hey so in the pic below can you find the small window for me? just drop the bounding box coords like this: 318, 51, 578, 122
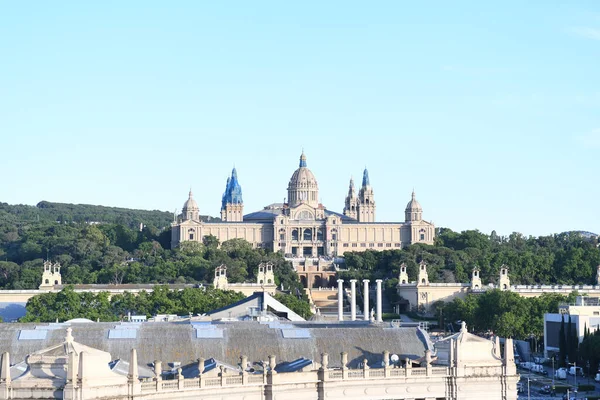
189, 233, 194, 240
421, 278, 426, 284
378, 243, 383, 247
332, 219, 336, 224
386, 243, 392, 247
54, 280, 59, 285
352, 243, 357, 248
594, 311, 599, 316
45, 279, 49, 284
267, 279, 272, 284
280, 234, 285, 241
420, 233, 425, 240
332, 234, 337, 241
395, 243, 401, 247
369, 243, 375, 247
343, 243, 349, 247
360, 243, 366, 247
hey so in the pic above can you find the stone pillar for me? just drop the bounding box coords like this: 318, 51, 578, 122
363, 280, 370, 321
321, 353, 329, 371
376, 279, 383, 322
78, 351, 87, 387
350, 279, 357, 321
198, 358, 205, 375
341, 352, 348, 379
268, 355, 277, 374
154, 360, 162, 380
383, 351, 390, 377
337, 279, 344, 321
1, 352, 11, 398
240, 355, 248, 384
129, 348, 141, 396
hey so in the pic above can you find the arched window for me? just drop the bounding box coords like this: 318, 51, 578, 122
317, 229, 324, 241
45, 279, 49, 284
303, 229, 313, 241
54, 280, 59, 285
475, 284, 480, 289
503, 284, 507, 290
421, 278, 426, 284
402, 280, 406, 284
292, 229, 299, 241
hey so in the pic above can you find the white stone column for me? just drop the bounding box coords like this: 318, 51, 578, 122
350, 279, 357, 321
376, 279, 383, 322
337, 279, 344, 321
363, 280, 370, 321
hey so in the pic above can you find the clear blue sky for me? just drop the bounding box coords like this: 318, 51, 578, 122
1, 1, 598, 237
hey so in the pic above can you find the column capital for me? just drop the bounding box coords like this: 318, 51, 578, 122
349, 279, 357, 283
375, 279, 383, 283
337, 279, 344, 283
362, 279, 370, 283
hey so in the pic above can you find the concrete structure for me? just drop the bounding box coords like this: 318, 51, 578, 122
171, 152, 435, 258
397, 263, 600, 313
543, 296, 600, 357
0, 321, 518, 399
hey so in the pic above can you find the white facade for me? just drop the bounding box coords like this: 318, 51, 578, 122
0, 323, 519, 400
171, 152, 435, 257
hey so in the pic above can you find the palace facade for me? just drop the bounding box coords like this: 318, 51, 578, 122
171, 152, 435, 257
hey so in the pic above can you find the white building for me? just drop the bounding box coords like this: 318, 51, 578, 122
0, 321, 518, 400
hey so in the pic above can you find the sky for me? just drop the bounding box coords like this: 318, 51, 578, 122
0, 1, 599, 237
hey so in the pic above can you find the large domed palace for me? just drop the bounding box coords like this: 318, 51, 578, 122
171, 152, 435, 258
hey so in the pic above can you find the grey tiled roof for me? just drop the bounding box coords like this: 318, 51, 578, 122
0, 322, 429, 369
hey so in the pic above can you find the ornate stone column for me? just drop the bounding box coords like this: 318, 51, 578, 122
376, 279, 383, 322
363, 280, 370, 321
350, 279, 357, 321
337, 279, 344, 321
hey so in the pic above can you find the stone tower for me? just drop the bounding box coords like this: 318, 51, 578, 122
343, 177, 358, 219
213, 265, 228, 290
220, 167, 244, 222
257, 262, 275, 285
405, 190, 423, 222
287, 151, 319, 208
182, 190, 200, 222
417, 261, 429, 286
498, 266, 510, 290
398, 263, 409, 284
357, 168, 375, 222
471, 268, 482, 290
39, 261, 61, 289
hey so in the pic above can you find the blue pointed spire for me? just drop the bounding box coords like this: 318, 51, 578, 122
299, 150, 307, 167
362, 168, 370, 187
222, 168, 243, 207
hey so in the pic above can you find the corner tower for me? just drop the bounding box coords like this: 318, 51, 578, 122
221, 168, 244, 222
287, 151, 319, 208
343, 177, 358, 219
182, 190, 200, 222
357, 168, 375, 222
405, 190, 423, 222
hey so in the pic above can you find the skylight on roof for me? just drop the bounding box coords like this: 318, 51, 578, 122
281, 329, 311, 339
18, 330, 48, 340
108, 329, 137, 339
195, 329, 223, 339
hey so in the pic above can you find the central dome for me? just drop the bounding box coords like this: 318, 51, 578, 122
287, 151, 319, 208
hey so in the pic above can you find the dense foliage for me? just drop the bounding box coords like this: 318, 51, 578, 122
0, 201, 311, 319
20, 285, 245, 322
0, 213, 302, 294
0, 200, 220, 229
343, 228, 600, 286
438, 289, 577, 340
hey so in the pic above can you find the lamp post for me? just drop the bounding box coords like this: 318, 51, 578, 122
527, 377, 530, 400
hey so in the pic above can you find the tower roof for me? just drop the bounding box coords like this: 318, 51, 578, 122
362, 168, 370, 187
288, 152, 318, 190
222, 168, 243, 207
299, 150, 307, 167
182, 189, 199, 212
405, 190, 422, 211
